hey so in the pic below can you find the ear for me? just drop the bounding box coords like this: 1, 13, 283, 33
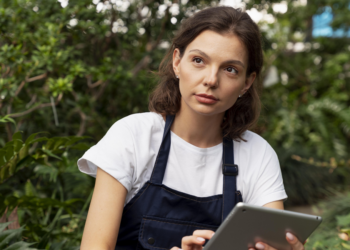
241, 72, 256, 95
172, 48, 181, 77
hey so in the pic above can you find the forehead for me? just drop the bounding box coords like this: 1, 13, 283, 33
185, 30, 248, 65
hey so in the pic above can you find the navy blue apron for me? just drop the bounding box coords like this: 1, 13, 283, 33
115, 115, 242, 250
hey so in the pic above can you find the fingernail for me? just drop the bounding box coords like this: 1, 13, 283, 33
286, 232, 294, 241
255, 243, 265, 249
197, 237, 205, 242
212, 232, 215, 237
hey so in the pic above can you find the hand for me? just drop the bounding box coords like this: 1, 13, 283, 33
170, 230, 215, 250
248, 232, 305, 250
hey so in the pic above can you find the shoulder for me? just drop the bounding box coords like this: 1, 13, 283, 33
239, 130, 272, 150
118, 112, 163, 124
237, 132, 287, 206
109, 112, 164, 135
236, 130, 277, 161
106, 112, 165, 156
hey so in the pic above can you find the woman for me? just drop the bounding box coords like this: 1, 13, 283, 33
78, 6, 305, 250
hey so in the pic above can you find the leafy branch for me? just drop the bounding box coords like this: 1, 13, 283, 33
0, 131, 88, 183
292, 155, 350, 171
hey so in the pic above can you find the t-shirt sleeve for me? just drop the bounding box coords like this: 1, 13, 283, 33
77, 119, 136, 192
248, 143, 288, 206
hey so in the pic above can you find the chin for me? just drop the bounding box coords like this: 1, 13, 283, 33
191, 105, 224, 117
181, 97, 226, 117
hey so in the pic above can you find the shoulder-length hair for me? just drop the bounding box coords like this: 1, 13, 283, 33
149, 6, 263, 141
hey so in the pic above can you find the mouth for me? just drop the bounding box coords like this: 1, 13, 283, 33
194, 94, 219, 104
195, 94, 218, 100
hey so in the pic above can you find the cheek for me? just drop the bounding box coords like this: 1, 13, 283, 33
178, 65, 201, 94
220, 81, 244, 106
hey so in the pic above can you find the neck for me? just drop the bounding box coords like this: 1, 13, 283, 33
171, 101, 224, 148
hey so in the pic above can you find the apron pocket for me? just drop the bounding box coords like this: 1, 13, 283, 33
138, 215, 218, 250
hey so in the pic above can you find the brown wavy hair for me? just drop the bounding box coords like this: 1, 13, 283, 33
149, 6, 263, 141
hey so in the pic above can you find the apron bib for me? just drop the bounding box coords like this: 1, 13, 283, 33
115, 115, 242, 250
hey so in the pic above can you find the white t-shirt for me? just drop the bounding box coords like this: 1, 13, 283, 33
77, 112, 287, 206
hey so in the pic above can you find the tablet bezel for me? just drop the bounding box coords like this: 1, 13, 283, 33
204, 203, 322, 250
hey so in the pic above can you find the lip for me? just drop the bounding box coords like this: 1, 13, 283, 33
196, 94, 218, 100
195, 93, 218, 104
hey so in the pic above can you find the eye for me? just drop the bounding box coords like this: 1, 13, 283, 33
225, 67, 238, 74
193, 57, 203, 64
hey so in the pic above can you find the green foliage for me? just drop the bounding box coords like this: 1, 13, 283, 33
0, 131, 87, 183
0, 115, 16, 125
0, 0, 349, 248
0, 0, 212, 141
47, 77, 74, 98
0, 222, 37, 250
306, 193, 350, 249
0, 132, 92, 248
252, 0, 350, 205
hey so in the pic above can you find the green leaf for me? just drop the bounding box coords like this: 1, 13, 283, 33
30, 137, 48, 144
52, 138, 68, 151
12, 132, 22, 142
18, 145, 29, 160
70, 142, 90, 151
0, 223, 36, 250
0, 222, 13, 232
336, 214, 350, 227
3, 241, 37, 250
34, 164, 58, 182
36, 230, 52, 249
64, 198, 83, 205
24, 132, 47, 145
8, 155, 18, 175
0, 166, 8, 182
64, 136, 87, 147
24, 180, 37, 197
0, 227, 24, 249
341, 228, 350, 235
342, 243, 350, 249
45, 139, 55, 151
0, 115, 16, 126
5, 147, 14, 162
0, 150, 6, 166
13, 139, 23, 153
41, 149, 62, 160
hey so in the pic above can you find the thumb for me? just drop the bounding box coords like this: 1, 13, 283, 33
286, 233, 304, 250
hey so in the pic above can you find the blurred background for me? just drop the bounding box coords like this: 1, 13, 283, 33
0, 0, 349, 249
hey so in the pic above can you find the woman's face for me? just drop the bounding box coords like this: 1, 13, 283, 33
173, 30, 256, 117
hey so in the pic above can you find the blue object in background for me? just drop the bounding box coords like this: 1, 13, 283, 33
313, 6, 350, 37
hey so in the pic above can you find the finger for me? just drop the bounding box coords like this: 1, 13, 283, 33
255, 242, 278, 250
193, 230, 215, 239
170, 247, 181, 250
286, 232, 305, 250
181, 235, 206, 249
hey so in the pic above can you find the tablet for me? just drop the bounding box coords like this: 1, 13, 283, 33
204, 203, 322, 250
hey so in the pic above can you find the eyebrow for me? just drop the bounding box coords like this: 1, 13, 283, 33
188, 49, 246, 69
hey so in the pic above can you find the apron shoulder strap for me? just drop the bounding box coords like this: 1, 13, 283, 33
222, 137, 239, 221
150, 115, 175, 184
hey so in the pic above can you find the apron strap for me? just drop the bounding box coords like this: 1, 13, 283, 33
150, 115, 175, 184
222, 137, 239, 221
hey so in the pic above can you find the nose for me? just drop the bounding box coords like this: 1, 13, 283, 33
204, 67, 219, 88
